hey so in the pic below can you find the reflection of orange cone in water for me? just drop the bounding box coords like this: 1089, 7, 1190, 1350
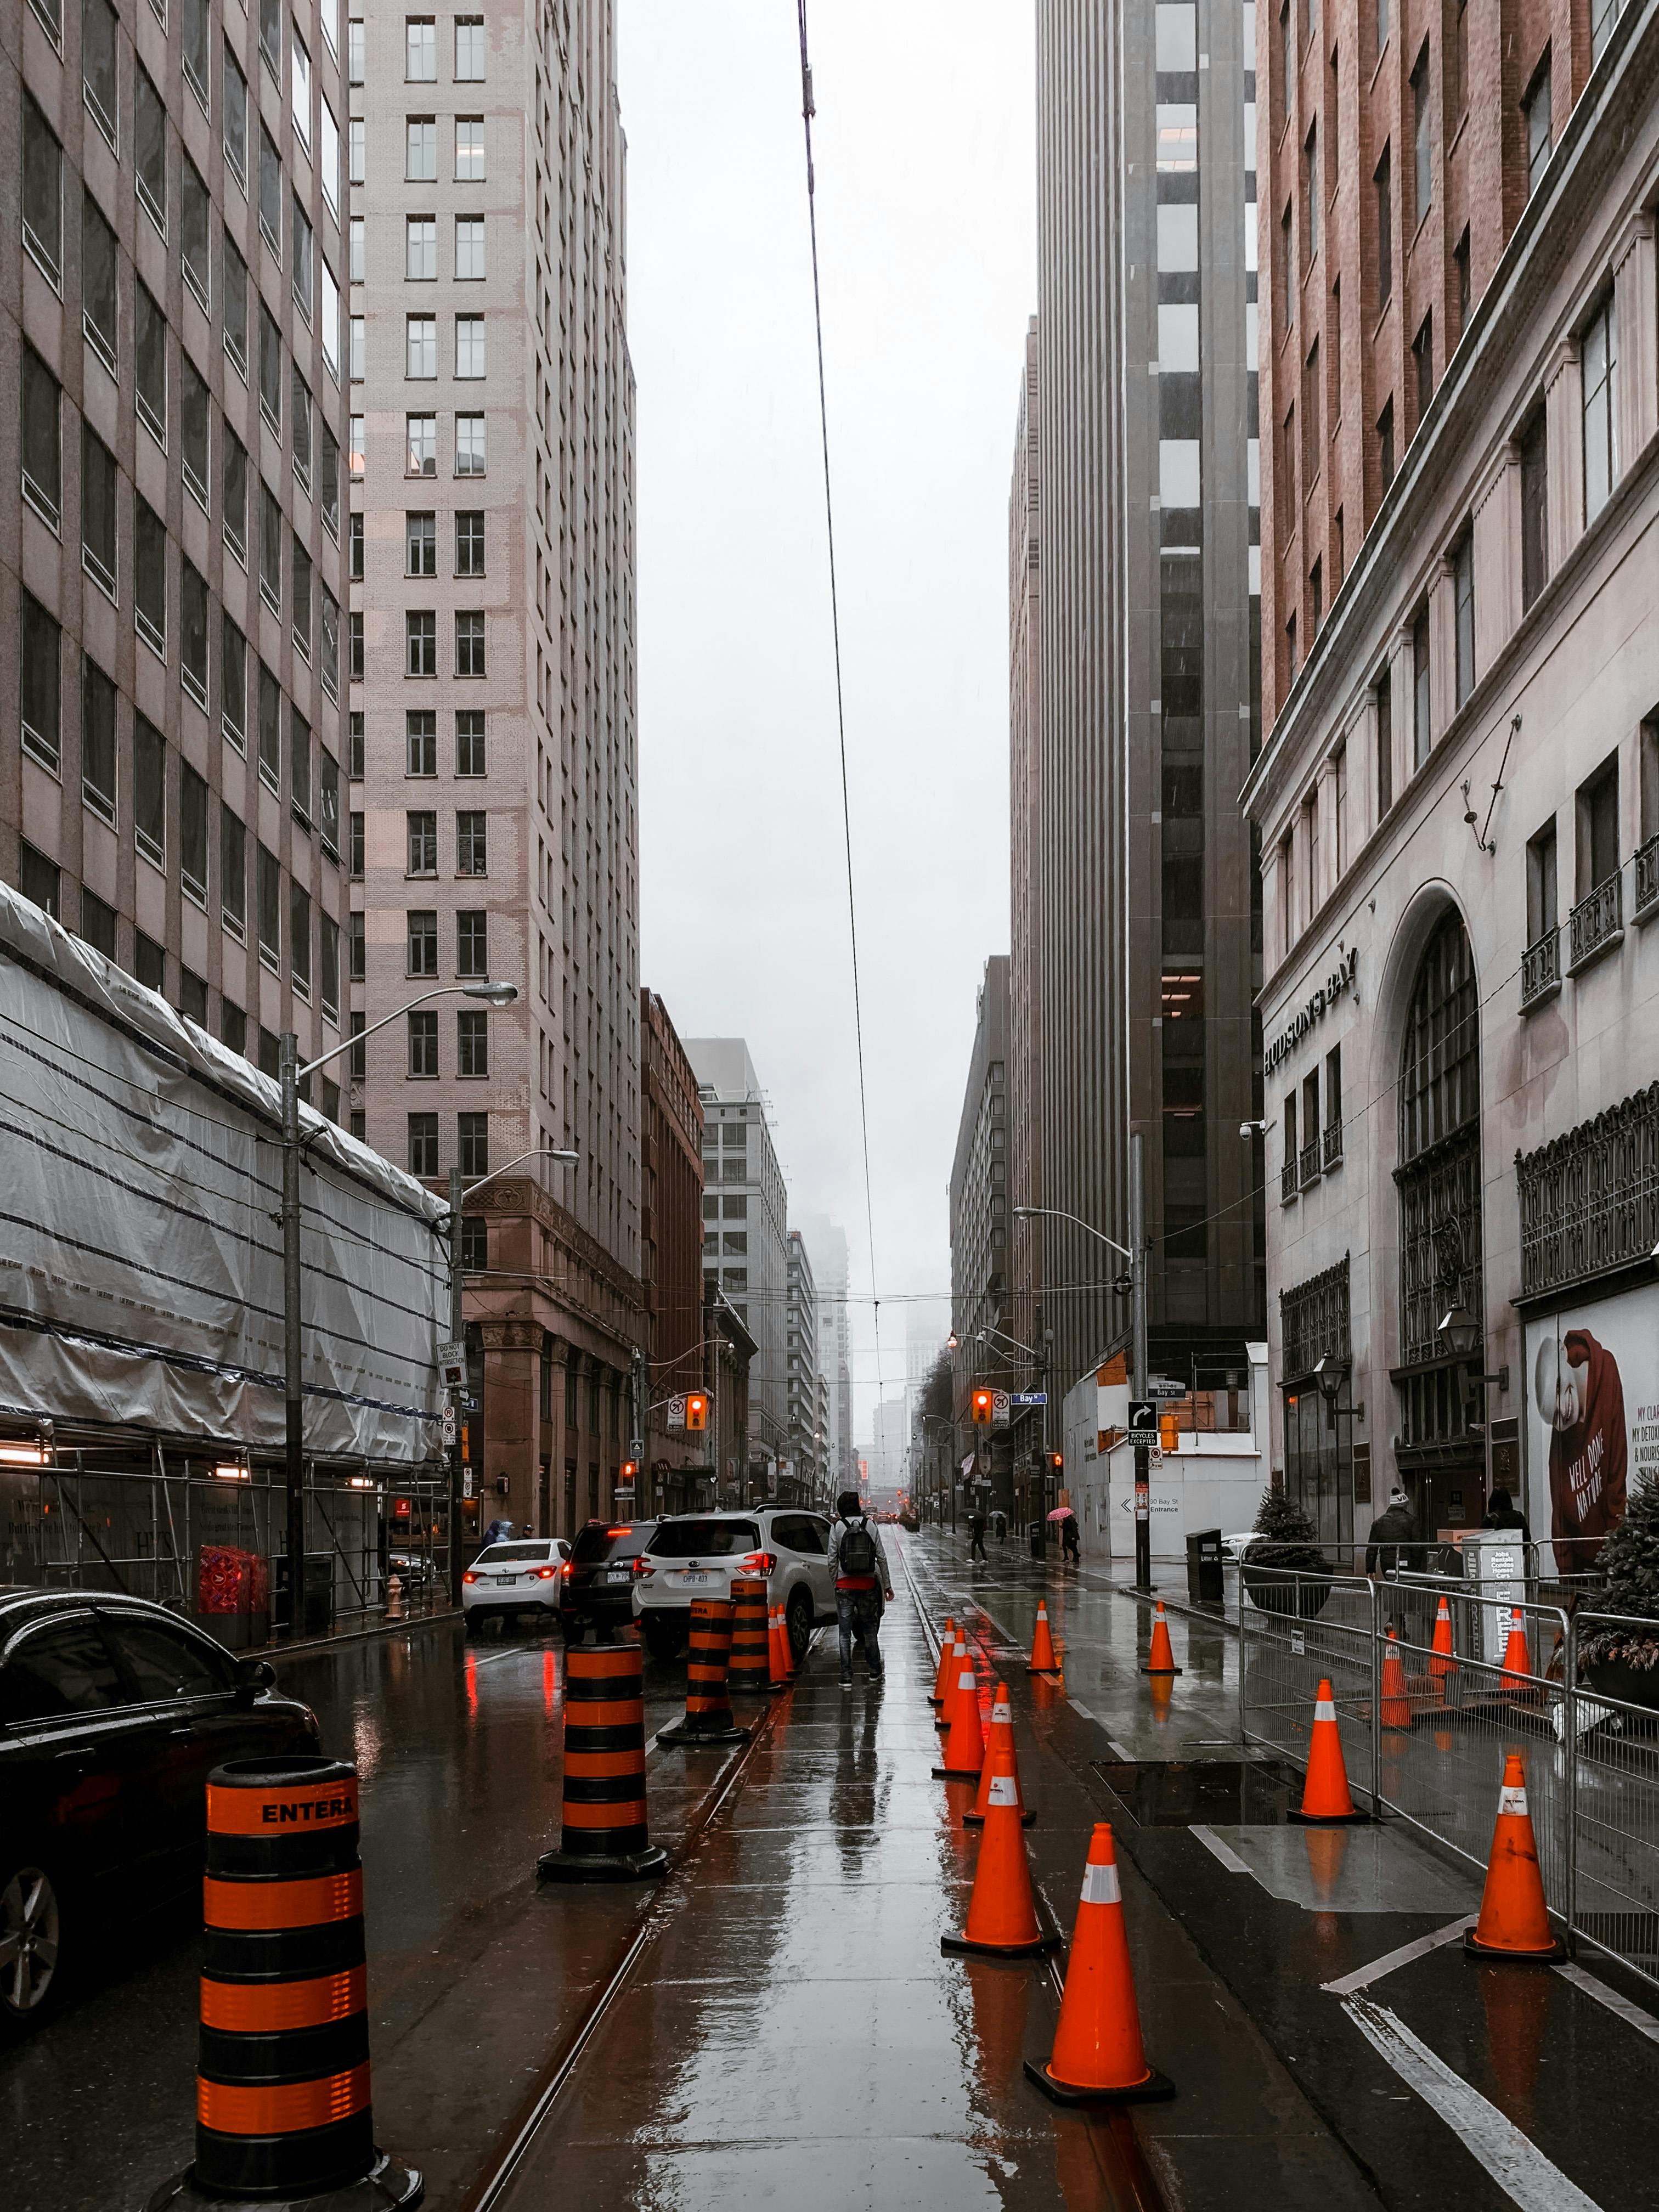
1141, 1601, 1182, 1677
930, 1619, 956, 1706
963, 1954, 1030, 2101
1479, 1948, 1551, 2132
1380, 1629, 1412, 1729
1301, 1822, 1350, 1905
1430, 1595, 1457, 1685
965, 1682, 1034, 1827
1289, 1678, 1368, 1824
1148, 1673, 1175, 1726
941, 1748, 1059, 1958
935, 1664, 986, 1779
1500, 1609, 1531, 1690
938, 1635, 969, 1733
1024, 1824, 1175, 2104
768, 1604, 793, 1688
1028, 1601, 1059, 1673
1464, 1753, 1565, 1961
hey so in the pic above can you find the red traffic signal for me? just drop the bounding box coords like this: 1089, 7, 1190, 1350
619, 1459, 639, 1484
685, 1392, 708, 1432
971, 1389, 994, 1426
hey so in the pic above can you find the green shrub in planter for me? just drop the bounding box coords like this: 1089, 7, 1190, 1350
1242, 1488, 1331, 1617
1578, 1477, 1659, 1701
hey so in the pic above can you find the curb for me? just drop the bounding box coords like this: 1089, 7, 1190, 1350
263, 1605, 459, 1664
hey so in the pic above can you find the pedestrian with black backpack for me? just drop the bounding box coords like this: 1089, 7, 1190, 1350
828, 1491, 894, 1690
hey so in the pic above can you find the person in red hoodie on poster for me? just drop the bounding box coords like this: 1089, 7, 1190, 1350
1537, 1328, 1629, 1561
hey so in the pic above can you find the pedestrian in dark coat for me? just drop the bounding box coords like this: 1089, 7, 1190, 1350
1364, 1488, 1418, 1575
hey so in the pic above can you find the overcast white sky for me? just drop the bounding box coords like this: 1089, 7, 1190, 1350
619, 2, 1035, 1446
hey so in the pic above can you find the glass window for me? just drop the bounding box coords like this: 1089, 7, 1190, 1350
180, 759, 210, 901
455, 117, 484, 180
1525, 54, 1551, 196
407, 909, 438, 975
221, 804, 246, 934
455, 315, 485, 377
292, 195, 314, 320
349, 17, 364, 81
1452, 533, 1475, 710
407, 809, 437, 873
83, 0, 119, 149
349, 609, 364, 678
458, 1113, 488, 1176
407, 512, 436, 574
80, 887, 117, 961
407, 117, 437, 180
292, 33, 312, 155
321, 259, 341, 384
458, 1008, 488, 1076
455, 214, 485, 280
290, 708, 312, 821
224, 42, 249, 182
222, 425, 249, 565
82, 191, 119, 370
258, 663, 281, 790
349, 312, 365, 382
292, 363, 313, 491
82, 654, 117, 821
407, 414, 437, 475
455, 14, 484, 78
259, 0, 281, 78
407, 709, 437, 773
456, 709, 486, 775
320, 425, 341, 536
455, 511, 485, 576
351, 414, 366, 476
319, 0, 338, 60
134, 714, 166, 866
350, 116, 365, 185
290, 879, 311, 996
348, 713, 364, 779
407, 216, 437, 281
349, 809, 363, 874
222, 234, 249, 376
259, 124, 283, 258
222, 614, 247, 751
407, 610, 436, 675
455, 414, 485, 476
136, 66, 167, 233
455, 610, 486, 676
350, 216, 365, 284
349, 910, 365, 980
1520, 410, 1548, 613
1412, 44, 1431, 221
20, 593, 61, 774
21, 349, 61, 533
260, 304, 283, 434
320, 589, 339, 699
407, 315, 437, 377
406, 15, 436, 77
257, 842, 281, 966
409, 1009, 438, 1077
80, 422, 117, 599
1412, 604, 1431, 769
0, 1617, 125, 1722
136, 283, 167, 447
409, 1113, 439, 1175
23, 95, 63, 289
292, 535, 312, 658
181, 562, 210, 710
456, 810, 487, 874
182, 160, 211, 311
181, 362, 210, 510
1582, 292, 1618, 523
135, 499, 167, 654
456, 910, 486, 976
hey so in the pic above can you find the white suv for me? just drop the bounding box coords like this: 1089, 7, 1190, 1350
461, 1537, 571, 1634
632, 1510, 836, 1661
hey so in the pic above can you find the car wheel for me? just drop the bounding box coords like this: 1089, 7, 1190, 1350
786, 1586, 812, 1660
463, 1612, 481, 1639
642, 1617, 684, 1662
0, 1863, 65, 2035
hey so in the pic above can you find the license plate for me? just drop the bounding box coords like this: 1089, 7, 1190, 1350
679, 1571, 711, 1587
604, 1569, 631, 1584
496, 1572, 521, 1585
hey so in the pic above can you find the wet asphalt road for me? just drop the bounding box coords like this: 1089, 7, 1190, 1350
10, 1536, 1659, 2210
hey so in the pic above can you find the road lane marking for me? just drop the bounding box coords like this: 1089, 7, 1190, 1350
1190, 1824, 1251, 1874
1068, 1697, 1094, 1720
1107, 1739, 1134, 1760
969, 1604, 1021, 1646
1321, 1917, 1473, 1995
1342, 1996, 1604, 2212
1553, 1960, 1659, 2045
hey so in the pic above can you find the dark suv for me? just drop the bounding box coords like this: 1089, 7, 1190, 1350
558, 1521, 658, 1641
0, 1588, 321, 2034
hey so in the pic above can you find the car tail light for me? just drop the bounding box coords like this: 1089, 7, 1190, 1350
741, 1550, 777, 1573
560, 1561, 573, 1579
633, 1556, 654, 1578
462, 1570, 478, 1584
534, 1565, 558, 1579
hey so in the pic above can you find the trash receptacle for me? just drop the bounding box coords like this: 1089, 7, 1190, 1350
1029, 1518, 1045, 1560
1186, 1528, 1224, 1606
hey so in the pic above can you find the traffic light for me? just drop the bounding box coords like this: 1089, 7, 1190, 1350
971, 1389, 994, 1426
1159, 1412, 1178, 1454
1049, 1452, 1064, 1475
685, 1392, 708, 1432
619, 1459, 639, 1486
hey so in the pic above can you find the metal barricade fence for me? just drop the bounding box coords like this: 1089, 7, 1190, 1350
1240, 1571, 1381, 1809
1565, 1611, 1659, 1992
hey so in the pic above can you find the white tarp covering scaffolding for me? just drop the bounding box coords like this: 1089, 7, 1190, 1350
0, 882, 447, 1464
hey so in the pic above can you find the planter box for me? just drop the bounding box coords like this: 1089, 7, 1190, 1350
1242, 1562, 1331, 1619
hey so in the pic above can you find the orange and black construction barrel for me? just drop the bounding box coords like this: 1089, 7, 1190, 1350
537, 1637, 669, 1882
659, 1598, 750, 1746
727, 1575, 771, 1695
144, 1754, 421, 2211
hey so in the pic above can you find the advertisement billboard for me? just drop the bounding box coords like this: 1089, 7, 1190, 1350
1524, 1278, 1659, 1572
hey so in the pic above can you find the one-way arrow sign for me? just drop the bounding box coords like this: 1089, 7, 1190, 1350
1127, 1400, 1158, 1442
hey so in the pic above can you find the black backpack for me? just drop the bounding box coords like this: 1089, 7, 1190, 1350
838, 1516, 877, 1577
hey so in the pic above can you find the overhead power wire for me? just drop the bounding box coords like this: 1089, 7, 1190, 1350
794, 1, 885, 1419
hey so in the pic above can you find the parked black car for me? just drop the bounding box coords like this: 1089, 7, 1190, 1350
0, 1587, 321, 2035
558, 1520, 658, 1641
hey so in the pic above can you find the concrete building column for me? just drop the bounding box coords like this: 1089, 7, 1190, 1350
1544, 337, 1583, 571
478, 1316, 541, 1538
1428, 557, 1458, 747
1317, 749, 1340, 909
1472, 444, 1520, 678
1386, 625, 1414, 801
1612, 211, 1658, 467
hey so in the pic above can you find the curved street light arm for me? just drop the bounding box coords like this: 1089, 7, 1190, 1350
1012, 1203, 1133, 1265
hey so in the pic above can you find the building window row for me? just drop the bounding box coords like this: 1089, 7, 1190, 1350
403, 808, 489, 877
402, 907, 490, 977
408, 1109, 488, 1178
403, 115, 486, 183
405, 1006, 489, 1079
399, 413, 487, 477
403, 15, 487, 83
404, 611, 488, 677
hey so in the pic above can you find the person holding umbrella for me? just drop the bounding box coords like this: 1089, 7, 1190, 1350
1047, 1503, 1080, 1564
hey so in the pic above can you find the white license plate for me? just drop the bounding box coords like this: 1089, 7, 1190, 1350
495, 1572, 522, 1585
679, 1571, 712, 1587
604, 1569, 631, 1584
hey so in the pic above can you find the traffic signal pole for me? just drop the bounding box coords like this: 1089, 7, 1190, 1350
1131, 1131, 1155, 1594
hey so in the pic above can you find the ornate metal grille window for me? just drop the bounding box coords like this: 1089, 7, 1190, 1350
1568, 871, 1623, 971
1636, 834, 1659, 923
1280, 1254, 1350, 1383
1395, 911, 1483, 1453
1516, 1082, 1659, 1299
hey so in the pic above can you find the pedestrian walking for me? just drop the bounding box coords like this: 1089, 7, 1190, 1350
969, 1511, 989, 1562
828, 1490, 894, 1689
1481, 1487, 1531, 1541
1061, 1513, 1080, 1564
1364, 1487, 1418, 1576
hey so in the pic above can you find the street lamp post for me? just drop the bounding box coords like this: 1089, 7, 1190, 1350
279, 980, 517, 1637
1013, 1133, 1153, 1590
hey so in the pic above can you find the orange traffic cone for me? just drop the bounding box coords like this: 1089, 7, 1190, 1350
1430, 1595, 1457, 1684
1464, 1753, 1565, 1961
1499, 1609, 1531, 1691
767, 1604, 793, 1688
1027, 1601, 1059, 1674
1380, 1628, 1412, 1730
937, 1634, 969, 1733
941, 1747, 1059, 1959
1024, 1824, 1174, 2105
934, 1662, 986, 1780
1289, 1677, 1368, 1825
965, 1681, 1035, 1827
930, 1618, 956, 1706
1139, 1601, 1182, 1677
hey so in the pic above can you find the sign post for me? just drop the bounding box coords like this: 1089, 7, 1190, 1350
1130, 1132, 1155, 1594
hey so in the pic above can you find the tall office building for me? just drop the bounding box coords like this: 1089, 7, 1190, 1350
796, 1209, 853, 1489
784, 1228, 819, 1491
686, 1037, 788, 1463
6, 0, 351, 1087
349, 0, 641, 1539
1007, 315, 1045, 1351
949, 956, 1012, 1479
1031, 0, 1263, 1397
641, 988, 703, 1510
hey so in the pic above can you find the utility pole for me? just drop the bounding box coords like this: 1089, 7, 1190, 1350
447, 1170, 467, 1607
1131, 1130, 1154, 1594
279, 1034, 306, 1637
